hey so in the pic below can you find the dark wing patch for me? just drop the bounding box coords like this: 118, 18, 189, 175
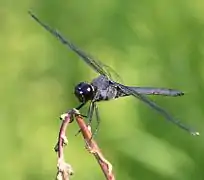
112, 81, 198, 135
29, 11, 108, 77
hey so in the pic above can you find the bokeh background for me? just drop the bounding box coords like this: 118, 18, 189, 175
1, 0, 204, 179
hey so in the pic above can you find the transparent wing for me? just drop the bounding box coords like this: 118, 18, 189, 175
29, 11, 109, 77
101, 64, 123, 83
128, 87, 184, 96
111, 81, 198, 135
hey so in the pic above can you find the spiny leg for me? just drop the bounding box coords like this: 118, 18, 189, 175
75, 102, 95, 136
76, 103, 85, 111
75, 103, 88, 118
91, 103, 100, 138
87, 101, 95, 127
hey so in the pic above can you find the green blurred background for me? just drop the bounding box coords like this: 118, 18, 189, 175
1, 0, 204, 179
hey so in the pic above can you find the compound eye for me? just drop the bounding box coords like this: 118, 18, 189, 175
74, 82, 95, 103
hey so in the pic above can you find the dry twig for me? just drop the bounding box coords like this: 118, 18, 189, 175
75, 112, 115, 180
55, 108, 115, 180
55, 109, 75, 180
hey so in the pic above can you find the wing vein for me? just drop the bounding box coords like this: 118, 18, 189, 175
29, 11, 107, 77
113, 82, 198, 135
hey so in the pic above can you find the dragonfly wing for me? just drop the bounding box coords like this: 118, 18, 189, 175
111, 81, 198, 135
128, 87, 184, 96
29, 11, 108, 77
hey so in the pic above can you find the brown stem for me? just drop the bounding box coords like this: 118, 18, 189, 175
55, 109, 115, 180
74, 112, 115, 180
55, 110, 75, 180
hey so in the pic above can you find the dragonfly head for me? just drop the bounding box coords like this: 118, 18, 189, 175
74, 82, 96, 103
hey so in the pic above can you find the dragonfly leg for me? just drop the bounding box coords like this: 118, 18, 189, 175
75, 102, 95, 136
76, 103, 85, 110
91, 103, 100, 138
84, 102, 100, 140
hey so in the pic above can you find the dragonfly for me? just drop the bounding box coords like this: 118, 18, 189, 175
29, 11, 199, 136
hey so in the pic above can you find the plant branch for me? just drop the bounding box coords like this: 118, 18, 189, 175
55, 108, 115, 180
55, 109, 75, 180
74, 111, 115, 180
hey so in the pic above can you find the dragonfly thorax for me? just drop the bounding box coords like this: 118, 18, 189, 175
74, 82, 96, 103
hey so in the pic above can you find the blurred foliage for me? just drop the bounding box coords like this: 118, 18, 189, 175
1, 0, 204, 179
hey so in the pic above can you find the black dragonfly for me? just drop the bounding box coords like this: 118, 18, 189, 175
29, 11, 199, 136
